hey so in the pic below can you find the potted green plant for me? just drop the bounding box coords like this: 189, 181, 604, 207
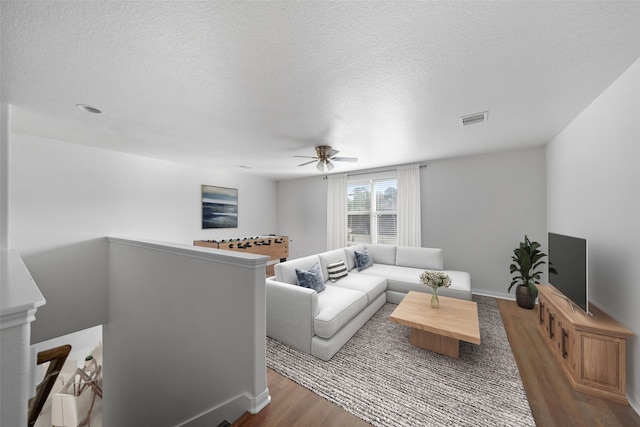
509, 235, 548, 309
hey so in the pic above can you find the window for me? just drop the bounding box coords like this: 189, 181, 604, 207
347, 175, 397, 245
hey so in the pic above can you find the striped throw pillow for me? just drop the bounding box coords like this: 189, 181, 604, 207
326, 260, 348, 282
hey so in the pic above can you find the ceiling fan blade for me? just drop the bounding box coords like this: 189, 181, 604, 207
326, 148, 339, 157
332, 156, 358, 163
295, 146, 354, 171
298, 159, 317, 167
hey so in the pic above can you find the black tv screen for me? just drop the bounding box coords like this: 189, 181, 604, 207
548, 232, 588, 314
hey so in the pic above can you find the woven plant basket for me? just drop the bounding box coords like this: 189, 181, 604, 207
516, 285, 536, 309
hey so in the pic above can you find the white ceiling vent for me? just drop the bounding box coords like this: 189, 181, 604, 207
460, 111, 488, 126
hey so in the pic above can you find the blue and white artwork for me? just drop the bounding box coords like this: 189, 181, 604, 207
202, 185, 238, 229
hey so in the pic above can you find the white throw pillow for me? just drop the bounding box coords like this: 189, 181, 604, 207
326, 260, 348, 282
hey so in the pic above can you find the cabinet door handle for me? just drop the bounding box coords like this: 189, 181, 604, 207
539, 302, 545, 324
562, 329, 569, 359
549, 313, 555, 339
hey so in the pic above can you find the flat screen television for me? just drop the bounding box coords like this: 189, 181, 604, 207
548, 232, 589, 314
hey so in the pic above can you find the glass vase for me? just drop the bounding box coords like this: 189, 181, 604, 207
431, 287, 439, 309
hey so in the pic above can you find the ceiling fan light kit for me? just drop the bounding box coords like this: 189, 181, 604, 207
295, 145, 358, 173
317, 160, 334, 172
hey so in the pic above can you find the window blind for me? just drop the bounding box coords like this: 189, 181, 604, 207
347, 177, 398, 245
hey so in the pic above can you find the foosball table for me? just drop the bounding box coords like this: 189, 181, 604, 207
194, 235, 288, 277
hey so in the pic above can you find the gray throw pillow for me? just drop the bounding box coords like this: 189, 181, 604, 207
354, 250, 373, 271
295, 262, 326, 292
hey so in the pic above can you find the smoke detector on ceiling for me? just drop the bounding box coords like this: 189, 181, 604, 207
459, 111, 488, 126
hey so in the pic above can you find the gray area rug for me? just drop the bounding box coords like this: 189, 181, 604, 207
266, 295, 535, 427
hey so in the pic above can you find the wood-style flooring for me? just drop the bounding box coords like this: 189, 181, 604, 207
233, 368, 370, 427
233, 299, 640, 427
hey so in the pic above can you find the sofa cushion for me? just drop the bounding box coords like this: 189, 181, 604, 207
364, 244, 397, 265
354, 250, 373, 271
326, 260, 348, 282
295, 262, 326, 293
395, 246, 443, 270
357, 264, 471, 298
326, 273, 386, 305
318, 249, 349, 279
275, 254, 321, 285
387, 270, 472, 300
314, 286, 367, 339
344, 244, 365, 271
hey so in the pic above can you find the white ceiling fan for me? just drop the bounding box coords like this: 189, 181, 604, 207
294, 145, 358, 172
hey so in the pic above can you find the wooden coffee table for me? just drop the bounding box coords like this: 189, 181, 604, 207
390, 291, 481, 358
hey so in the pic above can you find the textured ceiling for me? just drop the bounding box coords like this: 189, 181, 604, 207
2, 1, 640, 180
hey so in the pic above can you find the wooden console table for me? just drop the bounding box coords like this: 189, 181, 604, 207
194, 235, 288, 277
537, 284, 633, 404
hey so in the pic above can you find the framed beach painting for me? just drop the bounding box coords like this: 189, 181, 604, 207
201, 185, 238, 229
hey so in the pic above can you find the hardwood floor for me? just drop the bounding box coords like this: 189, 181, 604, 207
233, 298, 640, 427
232, 368, 371, 427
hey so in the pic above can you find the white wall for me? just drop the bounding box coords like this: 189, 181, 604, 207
32, 325, 102, 369
276, 175, 327, 259
9, 133, 277, 342
1, 104, 8, 249
422, 147, 547, 298
105, 238, 269, 426
276, 148, 547, 298
546, 57, 640, 410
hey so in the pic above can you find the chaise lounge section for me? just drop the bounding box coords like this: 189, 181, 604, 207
265, 244, 471, 360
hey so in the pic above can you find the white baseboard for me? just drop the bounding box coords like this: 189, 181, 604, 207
472, 288, 517, 301
177, 388, 271, 427
628, 393, 640, 418
247, 388, 272, 414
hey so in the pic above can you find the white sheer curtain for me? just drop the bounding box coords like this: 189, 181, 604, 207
397, 164, 422, 247
326, 173, 348, 250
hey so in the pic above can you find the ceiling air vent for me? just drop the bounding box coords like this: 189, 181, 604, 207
459, 111, 488, 126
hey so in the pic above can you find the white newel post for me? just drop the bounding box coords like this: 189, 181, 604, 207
1, 249, 46, 427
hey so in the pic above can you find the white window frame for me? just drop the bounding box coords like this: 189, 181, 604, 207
347, 172, 398, 245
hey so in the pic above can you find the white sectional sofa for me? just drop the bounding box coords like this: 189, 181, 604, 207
265, 244, 471, 361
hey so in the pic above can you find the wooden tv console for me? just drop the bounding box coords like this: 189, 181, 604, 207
537, 284, 633, 404
194, 235, 288, 277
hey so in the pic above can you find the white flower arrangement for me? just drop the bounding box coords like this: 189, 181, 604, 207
420, 271, 452, 290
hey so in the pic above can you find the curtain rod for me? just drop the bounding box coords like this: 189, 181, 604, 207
346, 163, 427, 177
347, 168, 396, 177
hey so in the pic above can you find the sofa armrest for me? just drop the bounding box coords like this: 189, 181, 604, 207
266, 279, 318, 354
